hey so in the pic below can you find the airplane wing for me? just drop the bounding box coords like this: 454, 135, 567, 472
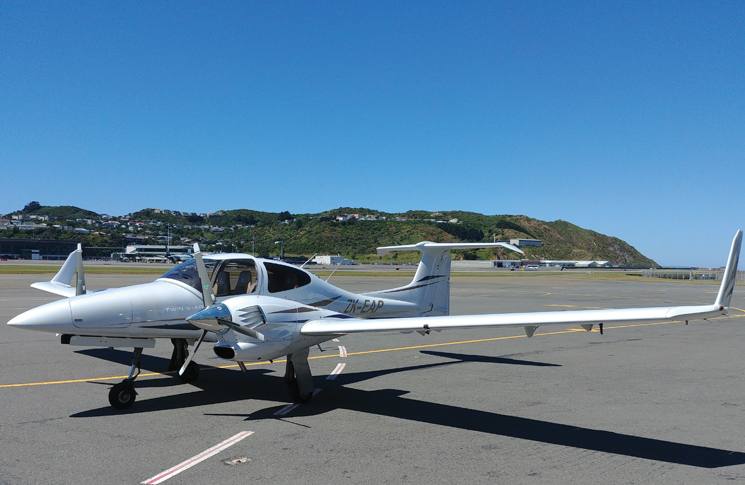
302, 230, 742, 337
301, 304, 726, 336
30, 244, 86, 298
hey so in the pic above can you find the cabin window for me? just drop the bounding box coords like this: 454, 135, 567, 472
265, 262, 311, 293
213, 260, 259, 297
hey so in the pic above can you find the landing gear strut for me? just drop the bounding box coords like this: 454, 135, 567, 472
108, 347, 142, 409
168, 338, 200, 383
284, 347, 314, 403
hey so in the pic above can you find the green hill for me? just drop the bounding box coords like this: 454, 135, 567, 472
2, 203, 658, 267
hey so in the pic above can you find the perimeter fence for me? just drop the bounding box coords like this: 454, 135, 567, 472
641, 269, 745, 283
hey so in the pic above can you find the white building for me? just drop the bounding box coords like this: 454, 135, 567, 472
122, 245, 193, 261
313, 255, 354, 265
509, 239, 543, 247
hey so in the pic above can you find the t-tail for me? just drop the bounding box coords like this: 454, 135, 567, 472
366, 242, 524, 317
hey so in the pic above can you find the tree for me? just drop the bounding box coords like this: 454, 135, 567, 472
23, 201, 41, 213
235, 214, 256, 225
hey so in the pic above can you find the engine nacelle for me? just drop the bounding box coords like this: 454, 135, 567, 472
213, 340, 289, 362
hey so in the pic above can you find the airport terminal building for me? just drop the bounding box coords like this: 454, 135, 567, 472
116, 244, 193, 262
0, 238, 79, 260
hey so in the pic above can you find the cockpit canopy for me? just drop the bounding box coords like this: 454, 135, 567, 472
159, 257, 311, 296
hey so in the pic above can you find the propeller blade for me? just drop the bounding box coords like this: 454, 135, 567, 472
193, 243, 215, 308
179, 329, 207, 376
220, 319, 266, 341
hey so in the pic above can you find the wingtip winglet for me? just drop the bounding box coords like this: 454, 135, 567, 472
714, 230, 742, 309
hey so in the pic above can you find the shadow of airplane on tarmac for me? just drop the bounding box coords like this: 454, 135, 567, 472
70, 347, 745, 469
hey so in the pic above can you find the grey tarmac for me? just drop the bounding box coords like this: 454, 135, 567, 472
1, 272, 744, 484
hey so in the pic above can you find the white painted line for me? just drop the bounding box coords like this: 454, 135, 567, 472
332, 338, 340, 342
326, 362, 346, 380
273, 389, 322, 417
142, 431, 254, 484
338, 346, 347, 358
274, 402, 300, 417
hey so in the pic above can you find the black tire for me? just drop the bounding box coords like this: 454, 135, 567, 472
177, 361, 200, 383
288, 379, 313, 404
109, 380, 136, 409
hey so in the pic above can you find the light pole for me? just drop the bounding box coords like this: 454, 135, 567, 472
275, 237, 284, 260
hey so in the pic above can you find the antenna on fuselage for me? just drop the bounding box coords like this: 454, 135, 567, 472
325, 261, 342, 282
300, 253, 317, 269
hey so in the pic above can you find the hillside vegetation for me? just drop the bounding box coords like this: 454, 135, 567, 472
4, 204, 657, 267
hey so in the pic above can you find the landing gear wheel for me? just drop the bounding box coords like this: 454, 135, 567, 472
287, 378, 313, 404
284, 353, 314, 403
109, 380, 136, 409
178, 361, 200, 383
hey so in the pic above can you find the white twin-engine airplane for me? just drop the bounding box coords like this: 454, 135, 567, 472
8, 231, 742, 410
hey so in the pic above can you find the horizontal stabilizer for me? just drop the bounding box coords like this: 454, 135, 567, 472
377, 241, 523, 257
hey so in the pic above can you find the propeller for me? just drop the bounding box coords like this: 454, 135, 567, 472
178, 243, 213, 377
181, 244, 268, 376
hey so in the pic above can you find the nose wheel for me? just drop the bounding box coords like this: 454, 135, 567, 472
109, 379, 136, 409
108, 347, 143, 410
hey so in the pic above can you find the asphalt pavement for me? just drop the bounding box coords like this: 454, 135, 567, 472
1, 272, 744, 484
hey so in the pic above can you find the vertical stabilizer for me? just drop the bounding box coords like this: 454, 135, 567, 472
370, 242, 523, 317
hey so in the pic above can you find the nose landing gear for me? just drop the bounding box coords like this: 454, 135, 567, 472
108, 338, 203, 410
108, 347, 142, 409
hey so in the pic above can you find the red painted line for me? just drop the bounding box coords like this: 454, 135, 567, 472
326, 362, 346, 380
338, 346, 347, 358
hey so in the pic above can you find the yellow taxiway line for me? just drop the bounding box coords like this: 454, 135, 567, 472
2, 308, 743, 389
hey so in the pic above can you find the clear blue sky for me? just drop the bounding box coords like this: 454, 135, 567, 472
1, 1, 743, 267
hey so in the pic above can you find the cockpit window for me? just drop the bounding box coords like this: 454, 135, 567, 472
160, 259, 218, 293
213, 260, 259, 297
265, 262, 311, 293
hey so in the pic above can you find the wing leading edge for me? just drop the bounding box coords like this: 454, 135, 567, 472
302, 230, 742, 337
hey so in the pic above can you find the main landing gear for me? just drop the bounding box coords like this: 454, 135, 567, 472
168, 338, 200, 383
284, 347, 315, 403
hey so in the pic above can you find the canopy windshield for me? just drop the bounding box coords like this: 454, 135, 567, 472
159, 259, 218, 293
